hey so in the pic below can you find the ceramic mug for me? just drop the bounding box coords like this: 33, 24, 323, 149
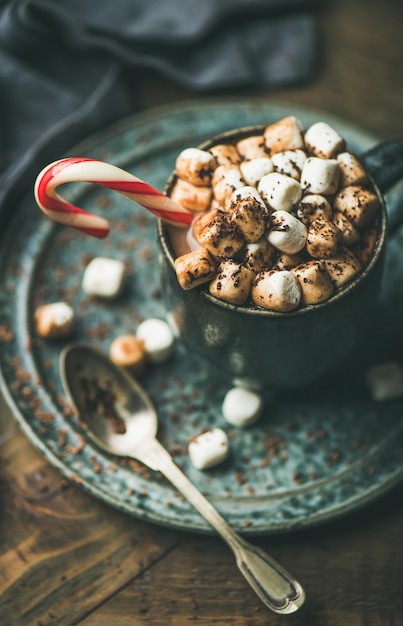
159, 128, 403, 390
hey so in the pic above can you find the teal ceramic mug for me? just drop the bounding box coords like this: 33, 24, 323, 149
159, 128, 403, 390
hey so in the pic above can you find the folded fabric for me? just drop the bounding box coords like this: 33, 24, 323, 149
0, 0, 325, 204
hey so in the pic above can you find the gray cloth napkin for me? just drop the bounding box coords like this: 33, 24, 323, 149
0, 0, 325, 207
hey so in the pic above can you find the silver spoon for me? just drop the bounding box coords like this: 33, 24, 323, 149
60, 344, 305, 615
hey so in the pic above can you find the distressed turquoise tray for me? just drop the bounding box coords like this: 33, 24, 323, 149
0, 99, 402, 535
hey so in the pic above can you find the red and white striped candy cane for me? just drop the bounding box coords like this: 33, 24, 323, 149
34, 157, 194, 239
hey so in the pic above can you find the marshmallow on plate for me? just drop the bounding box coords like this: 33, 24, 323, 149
366, 361, 403, 401
34, 302, 74, 339
264, 116, 305, 155
222, 386, 263, 427
251, 270, 301, 312
209, 261, 254, 305
109, 335, 148, 376
258, 172, 302, 212
188, 428, 229, 470
267, 210, 307, 254
271, 149, 306, 180
175, 147, 217, 186
304, 122, 346, 158
82, 257, 125, 299
300, 157, 340, 195
174, 249, 216, 290
170, 178, 212, 212
136, 318, 174, 363
240, 157, 273, 186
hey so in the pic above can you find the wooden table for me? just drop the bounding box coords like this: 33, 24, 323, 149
1, 1, 402, 624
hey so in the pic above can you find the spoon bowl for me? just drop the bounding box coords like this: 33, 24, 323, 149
60, 344, 305, 615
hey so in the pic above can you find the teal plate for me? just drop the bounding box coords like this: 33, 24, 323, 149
1, 99, 402, 535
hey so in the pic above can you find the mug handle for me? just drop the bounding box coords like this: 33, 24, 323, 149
361, 139, 403, 233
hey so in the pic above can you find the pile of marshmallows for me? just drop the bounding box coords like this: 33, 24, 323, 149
171, 116, 381, 312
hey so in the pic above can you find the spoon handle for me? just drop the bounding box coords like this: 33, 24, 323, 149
139, 439, 305, 615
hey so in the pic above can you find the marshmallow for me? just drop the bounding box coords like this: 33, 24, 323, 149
332, 211, 360, 246
211, 165, 245, 205
351, 224, 379, 266
174, 249, 217, 290
109, 335, 148, 376
34, 302, 74, 339
264, 116, 305, 155
236, 135, 267, 160
82, 257, 125, 299
243, 238, 277, 273
274, 252, 306, 271
337, 152, 369, 187
251, 270, 301, 312
300, 157, 340, 195
136, 318, 174, 363
222, 386, 263, 427
209, 144, 241, 167
170, 178, 212, 213
304, 122, 346, 158
291, 261, 334, 304
209, 261, 254, 305
193, 209, 244, 259
240, 157, 273, 186
306, 218, 341, 259
324, 247, 362, 288
228, 186, 267, 242
271, 149, 307, 180
366, 361, 403, 401
297, 194, 333, 225
333, 185, 380, 229
267, 210, 307, 254
175, 147, 217, 186
188, 428, 229, 470
258, 172, 302, 212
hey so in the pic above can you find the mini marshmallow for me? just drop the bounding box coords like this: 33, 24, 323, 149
304, 122, 346, 158
333, 185, 380, 229
274, 252, 306, 271
240, 157, 273, 186
211, 165, 245, 205
306, 218, 341, 259
300, 157, 340, 195
258, 172, 302, 212
174, 249, 216, 290
337, 152, 368, 187
264, 116, 305, 155
297, 194, 333, 225
324, 247, 362, 288
188, 428, 229, 470
193, 209, 244, 259
222, 386, 263, 427
271, 149, 306, 180
243, 238, 277, 273
332, 211, 360, 246
291, 261, 334, 304
136, 318, 174, 363
109, 335, 148, 376
267, 210, 307, 254
82, 257, 125, 299
170, 178, 212, 212
228, 186, 267, 242
34, 302, 74, 339
209, 144, 241, 167
251, 270, 301, 312
209, 261, 254, 305
366, 361, 403, 401
236, 135, 267, 160
175, 147, 217, 186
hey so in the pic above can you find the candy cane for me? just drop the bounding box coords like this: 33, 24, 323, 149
34, 157, 194, 239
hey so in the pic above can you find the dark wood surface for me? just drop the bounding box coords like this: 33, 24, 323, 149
1, 1, 403, 624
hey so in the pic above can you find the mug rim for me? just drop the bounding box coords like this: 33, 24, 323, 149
159, 124, 388, 319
